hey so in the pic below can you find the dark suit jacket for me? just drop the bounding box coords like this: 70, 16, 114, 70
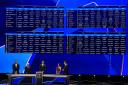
64, 65, 68, 75
40, 64, 46, 72
25, 66, 31, 74
13, 63, 19, 74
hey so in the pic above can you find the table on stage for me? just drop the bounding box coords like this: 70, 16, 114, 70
8, 74, 70, 85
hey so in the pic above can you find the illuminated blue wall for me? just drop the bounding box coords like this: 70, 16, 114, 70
0, 0, 128, 75
0, 45, 32, 73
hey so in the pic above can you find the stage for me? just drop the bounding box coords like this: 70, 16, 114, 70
1, 74, 128, 85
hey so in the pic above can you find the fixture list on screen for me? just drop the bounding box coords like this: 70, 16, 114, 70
6, 32, 64, 53
67, 33, 126, 54
67, 6, 126, 30
6, 33, 126, 54
5, 6, 126, 54
5, 6, 126, 32
6, 7, 64, 31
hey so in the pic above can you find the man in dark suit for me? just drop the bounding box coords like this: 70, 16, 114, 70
12, 60, 20, 74
40, 60, 46, 73
25, 63, 31, 74
63, 60, 68, 75
24, 63, 32, 83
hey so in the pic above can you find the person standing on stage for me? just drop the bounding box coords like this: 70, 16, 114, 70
12, 60, 20, 74
56, 63, 62, 74
63, 60, 69, 75
40, 60, 46, 73
25, 63, 31, 74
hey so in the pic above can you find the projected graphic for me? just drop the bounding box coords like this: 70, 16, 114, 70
5, 6, 126, 55
67, 33, 126, 54
0, 0, 127, 75
5, 6, 126, 33
6, 32, 126, 54
6, 7, 64, 31
6, 32, 64, 53
67, 6, 126, 30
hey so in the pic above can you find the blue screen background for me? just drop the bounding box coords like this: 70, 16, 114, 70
0, 0, 128, 75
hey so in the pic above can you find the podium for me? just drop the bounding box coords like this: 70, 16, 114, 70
8, 74, 70, 85
36, 71, 43, 85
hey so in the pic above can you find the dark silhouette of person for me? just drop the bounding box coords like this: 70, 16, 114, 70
63, 60, 68, 75
56, 63, 62, 74
25, 63, 31, 74
40, 60, 46, 73
12, 60, 20, 74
